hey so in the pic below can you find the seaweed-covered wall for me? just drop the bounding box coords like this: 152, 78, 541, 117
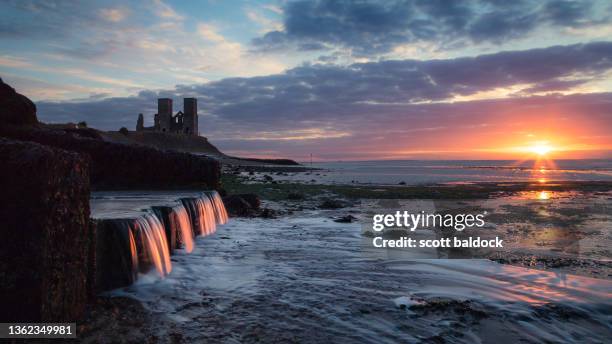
0, 138, 92, 321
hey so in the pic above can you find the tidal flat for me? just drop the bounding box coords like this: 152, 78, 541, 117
75, 171, 611, 343
223, 171, 611, 279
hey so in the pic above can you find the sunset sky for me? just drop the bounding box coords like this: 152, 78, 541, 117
1, 0, 611, 160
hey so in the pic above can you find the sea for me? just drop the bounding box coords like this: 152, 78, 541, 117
290, 159, 612, 185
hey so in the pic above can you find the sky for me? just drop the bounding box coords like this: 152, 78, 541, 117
1, 0, 612, 161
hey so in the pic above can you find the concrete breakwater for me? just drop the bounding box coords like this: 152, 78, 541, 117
93, 191, 228, 292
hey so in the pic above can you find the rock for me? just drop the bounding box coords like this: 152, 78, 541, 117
0, 138, 91, 321
222, 194, 261, 217
287, 192, 305, 200
0, 78, 38, 126
259, 208, 277, 219
263, 175, 274, 182
223, 195, 256, 216
398, 181, 407, 185
319, 198, 348, 209
235, 193, 261, 210
0, 126, 220, 190
334, 215, 358, 223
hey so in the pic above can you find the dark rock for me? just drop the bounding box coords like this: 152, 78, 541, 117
287, 192, 305, 200
263, 174, 274, 182
0, 138, 91, 321
0, 126, 220, 190
223, 195, 256, 216
217, 187, 228, 197
259, 208, 277, 218
222, 194, 261, 217
235, 193, 261, 209
398, 181, 407, 185
334, 215, 358, 223
0, 78, 38, 126
319, 198, 348, 209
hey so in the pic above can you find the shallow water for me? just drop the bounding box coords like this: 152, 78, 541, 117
108, 209, 612, 343
274, 159, 612, 185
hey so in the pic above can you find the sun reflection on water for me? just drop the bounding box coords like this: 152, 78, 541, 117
537, 191, 551, 200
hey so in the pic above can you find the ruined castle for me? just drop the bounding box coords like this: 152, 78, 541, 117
136, 98, 198, 136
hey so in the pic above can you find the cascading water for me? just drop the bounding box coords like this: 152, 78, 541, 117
136, 213, 172, 277
95, 190, 229, 291
173, 205, 194, 253
181, 191, 227, 237
196, 197, 217, 236
206, 191, 229, 225
128, 229, 139, 280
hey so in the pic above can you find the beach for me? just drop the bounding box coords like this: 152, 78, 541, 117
76, 162, 612, 343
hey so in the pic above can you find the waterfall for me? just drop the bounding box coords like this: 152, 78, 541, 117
173, 205, 194, 253
194, 197, 216, 236
128, 229, 139, 280
135, 213, 172, 277
181, 191, 226, 237
95, 190, 229, 290
206, 191, 229, 225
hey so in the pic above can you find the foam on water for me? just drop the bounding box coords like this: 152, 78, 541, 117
109, 213, 612, 343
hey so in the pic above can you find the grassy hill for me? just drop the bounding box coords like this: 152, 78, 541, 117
101, 130, 300, 166
102, 131, 224, 156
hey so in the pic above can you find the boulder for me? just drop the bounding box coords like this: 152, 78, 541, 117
287, 192, 305, 200
234, 193, 261, 210
222, 194, 261, 217
334, 215, 358, 223
0, 78, 38, 126
0, 138, 92, 321
318, 198, 348, 209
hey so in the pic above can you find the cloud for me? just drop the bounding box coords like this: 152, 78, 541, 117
246, 9, 283, 33
33, 42, 612, 159
151, 0, 183, 20
197, 24, 225, 43
99, 7, 129, 22
252, 0, 609, 56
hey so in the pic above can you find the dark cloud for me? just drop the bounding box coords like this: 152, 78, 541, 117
35, 42, 612, 158
252, 0, 605, 55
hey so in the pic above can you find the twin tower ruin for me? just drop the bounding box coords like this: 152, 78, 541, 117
136, 98, 198, 136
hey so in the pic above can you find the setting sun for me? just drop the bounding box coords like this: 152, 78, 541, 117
529, 143, 552, 156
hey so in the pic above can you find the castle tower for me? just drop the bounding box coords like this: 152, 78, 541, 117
136, 113, 144, 131
157, 98, 173, 132
183, 98, 198, 136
